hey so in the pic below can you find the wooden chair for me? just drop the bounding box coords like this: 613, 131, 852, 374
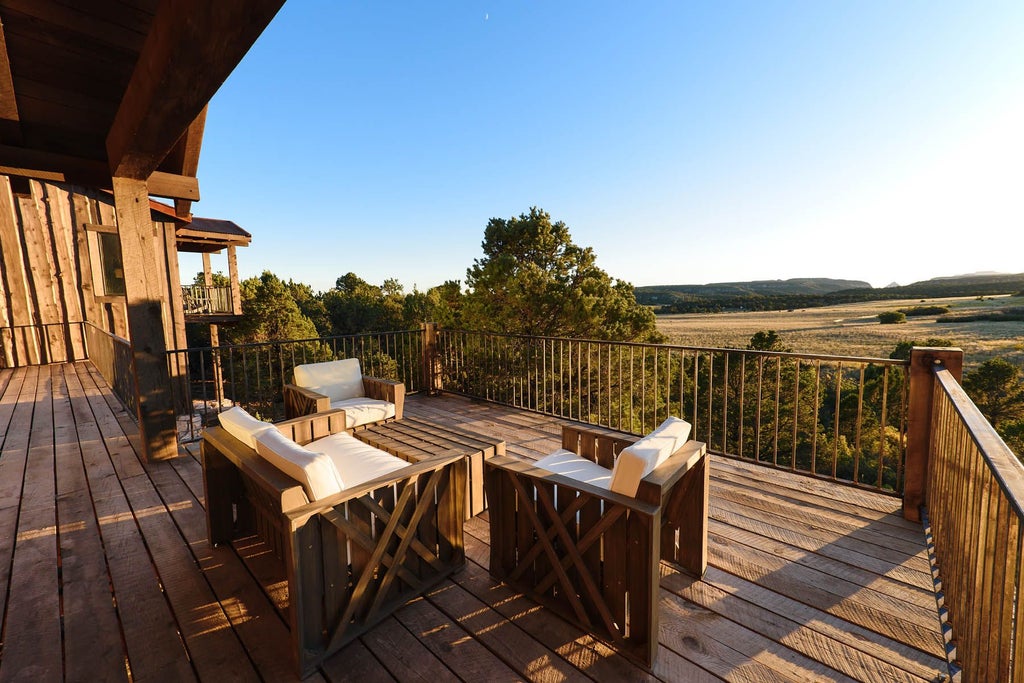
484, 423, 708, 668
283, 358, 405, 427
203, 410, 466, 677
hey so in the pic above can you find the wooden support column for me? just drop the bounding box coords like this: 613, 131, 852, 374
112, 176, 178, 461
226, 245, 242, 315
203, 252, 224, 401
904, 346, 964, 521
421, 322, 439, 394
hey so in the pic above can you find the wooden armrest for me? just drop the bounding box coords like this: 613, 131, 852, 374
202, 425, 309, 512
363, 376, 405, 420
286, 450, 466, 527
636, 441, 707, 505
486, 454, 658, 515
283, 383, 332, 419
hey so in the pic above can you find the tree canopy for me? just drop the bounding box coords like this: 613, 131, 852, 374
463, 207, 660, 341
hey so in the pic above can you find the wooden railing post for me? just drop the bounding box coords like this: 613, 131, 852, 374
904, 346, 963, 521
421, 322, 439, 395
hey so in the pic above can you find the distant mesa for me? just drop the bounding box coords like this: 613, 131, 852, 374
637, 272, 1024, 313
884, 282, 900, 288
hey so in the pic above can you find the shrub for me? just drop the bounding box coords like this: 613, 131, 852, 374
878, 311, 906, 324
898, 305, 949, 316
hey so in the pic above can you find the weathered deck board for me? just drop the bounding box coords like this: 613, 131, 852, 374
0, 364, 950, 682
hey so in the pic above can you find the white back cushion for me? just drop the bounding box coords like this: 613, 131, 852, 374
609, 417, 692, 496
294, 358, 364, 402
314, 432, 408, 490
255, 428, 345, 501
218, 406, 273, 449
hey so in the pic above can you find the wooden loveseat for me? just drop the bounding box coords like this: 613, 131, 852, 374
203, 408, 465, 677
484, 419, 708, 668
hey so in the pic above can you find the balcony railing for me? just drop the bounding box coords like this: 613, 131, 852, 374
84, 323, 137, 417
181, 284, 234, 316
927, 364, 1024, 680
436, 329, 910, 494
0, 321, 88, 367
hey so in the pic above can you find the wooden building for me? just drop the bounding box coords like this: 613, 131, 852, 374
0, 0, 283, 460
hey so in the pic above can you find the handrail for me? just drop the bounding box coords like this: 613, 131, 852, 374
83, 322, 137, 417
928, 366, 1024, 680
437, 329, 910, 494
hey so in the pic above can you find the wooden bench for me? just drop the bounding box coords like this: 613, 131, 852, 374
485, 423, 708, 668
202, 411, 466, 677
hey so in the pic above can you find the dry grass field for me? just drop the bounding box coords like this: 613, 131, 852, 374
656, 295, 1024, 370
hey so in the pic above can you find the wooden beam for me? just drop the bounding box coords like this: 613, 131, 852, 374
164, 107, 207, 217
0, 17, 22, 145
106, 0, 284, 179
111, 176, 179, 461
0, 145, 200, 200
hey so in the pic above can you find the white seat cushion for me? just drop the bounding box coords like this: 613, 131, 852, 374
609, 417, 692, 496
313, 432, 408, 490
534, 448, 612, 490
218, 406, 274, 449
294, 358, 364, 402
255, 428, 344, 502
329, 397, 396, 428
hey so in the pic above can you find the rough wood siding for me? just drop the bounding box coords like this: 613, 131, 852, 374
0, 177, 92, 366
0, 178, 186, 368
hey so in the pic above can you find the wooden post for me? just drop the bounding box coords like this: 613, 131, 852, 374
421, 322, 439, 395
111, 176, 179, 461
202, 252, 225, 403
904, 346, 963, 521
227, 245, 242, 315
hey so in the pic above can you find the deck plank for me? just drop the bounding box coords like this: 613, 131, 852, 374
1, 367, 63, 682
53, 364, 129, 682
0, 370, 951, 683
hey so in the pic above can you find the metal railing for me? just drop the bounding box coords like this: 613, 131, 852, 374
0, 321, 88, 367
437, 329, 910, 494
927, 366, 1024, 680
167, 329, 424, 441
84, 323, 137, 417
181, 284, 233, 316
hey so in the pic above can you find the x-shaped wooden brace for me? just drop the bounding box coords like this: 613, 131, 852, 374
322, 467, 449, 650
504, 472, 626, 645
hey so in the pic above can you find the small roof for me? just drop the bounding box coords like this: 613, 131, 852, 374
176, 217, 251, 253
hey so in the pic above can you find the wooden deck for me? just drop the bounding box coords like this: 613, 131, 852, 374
0, 363, 951, 682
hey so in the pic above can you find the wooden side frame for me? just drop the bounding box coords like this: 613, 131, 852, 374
484, 425, 708, 668
201, 412, 466, 677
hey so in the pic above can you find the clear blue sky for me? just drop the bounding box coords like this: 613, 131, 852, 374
182, 1, 1024, 293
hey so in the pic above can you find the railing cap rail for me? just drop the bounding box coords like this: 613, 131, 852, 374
934, 365, 1024, 519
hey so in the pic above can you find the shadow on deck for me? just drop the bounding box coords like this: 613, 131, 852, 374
0, 363, 949, 682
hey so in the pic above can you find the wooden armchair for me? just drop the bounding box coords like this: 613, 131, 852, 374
282, 358, 405, 427
203, 410, 465, 677
484, 423, 708, 668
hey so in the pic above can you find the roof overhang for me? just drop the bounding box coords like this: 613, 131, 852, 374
0, 0, 284, 217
